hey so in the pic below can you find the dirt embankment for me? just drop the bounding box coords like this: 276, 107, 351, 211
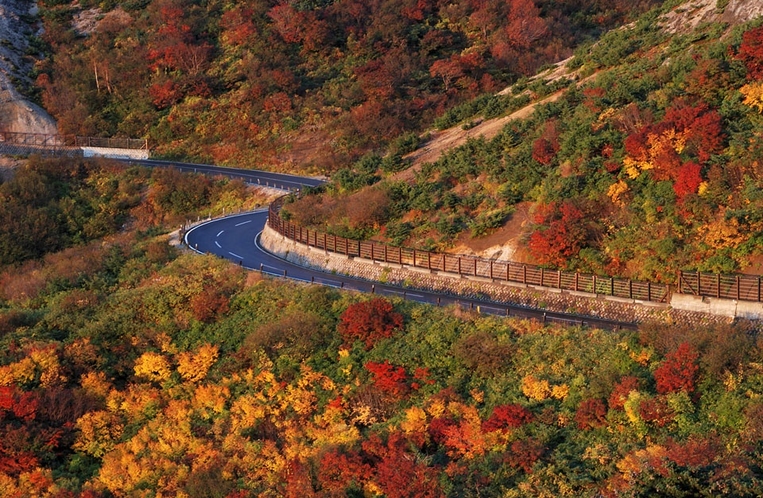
0, 0, 57, 134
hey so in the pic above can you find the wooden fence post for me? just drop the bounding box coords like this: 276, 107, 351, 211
678, 270, 684, 294
717, 273, 721, 298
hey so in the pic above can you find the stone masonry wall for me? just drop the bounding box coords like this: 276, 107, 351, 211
260, 224, 734, 328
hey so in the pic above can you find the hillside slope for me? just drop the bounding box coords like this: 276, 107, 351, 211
408, 0, 763, 172
31, 0, 662, 172
1, 161, 763, 495
390, 0, 763, 262
0, 0, 57, 134
283, 0, 763, 282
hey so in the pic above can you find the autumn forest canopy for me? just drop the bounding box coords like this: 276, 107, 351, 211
5, 0, 763, 496
2, 159, 763, 496
32, 0, 660, 169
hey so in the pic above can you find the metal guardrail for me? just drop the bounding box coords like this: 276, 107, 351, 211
267, 196, 672, 304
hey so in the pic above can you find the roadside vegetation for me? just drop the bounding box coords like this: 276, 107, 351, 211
285, 16, 763, 283
1, 206, 762, 494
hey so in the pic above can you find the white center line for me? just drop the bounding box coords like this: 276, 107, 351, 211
217, 230, 225, 237
229, 251, 243, 259
235, 220, 252, 227
215, 241, 222, 248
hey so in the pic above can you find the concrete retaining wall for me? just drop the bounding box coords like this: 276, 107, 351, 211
671, 293, 763, 319
82, 147, 150, 160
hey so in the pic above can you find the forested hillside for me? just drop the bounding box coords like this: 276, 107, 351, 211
5, 0, 763, 496
32, 0, 659, 171
0, 157, 271, 267
284, 6, 763, 281
1, 160, 763, 496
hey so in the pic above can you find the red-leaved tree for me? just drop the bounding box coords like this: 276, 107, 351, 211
365, 360, 409, 398
528, 201, 588, 267
505, 438, 544, 473
609, 376, 641, 411
339, 298, 403, 349
428, 416, 457, 445
673, 161, 703, 201
317, 449, 371, 494
737, 25, 763, 80
638, 396, 674, 427
190, 288, 230, 323
363, 432, 445, 498
654, 342, 700, 395
482, 403, 534, 433
575, 398, 608, 430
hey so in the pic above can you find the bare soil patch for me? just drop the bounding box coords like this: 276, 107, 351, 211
448, 202, 535, 263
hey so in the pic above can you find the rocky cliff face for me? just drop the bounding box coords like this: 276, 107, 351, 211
0, 0, 56, 134
660, 0, 763, 35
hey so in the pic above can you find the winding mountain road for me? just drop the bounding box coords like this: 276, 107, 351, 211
135, 158, 325, 191
184, 210, 636, 331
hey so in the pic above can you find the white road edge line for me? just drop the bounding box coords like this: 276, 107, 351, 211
229, 251, 243, 259
316, 278, 342, 286
383, 289, 424, 298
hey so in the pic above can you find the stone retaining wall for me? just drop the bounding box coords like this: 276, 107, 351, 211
260, 224, 733, 327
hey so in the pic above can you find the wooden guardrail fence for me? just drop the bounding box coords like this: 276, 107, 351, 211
0, 131, 148, 150
267, 196, 672, 304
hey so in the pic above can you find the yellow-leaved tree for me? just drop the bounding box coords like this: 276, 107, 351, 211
741, 82, 763, 112
177, 344, 219, 383
74, 410, 125, 458
133, 351, 172, 383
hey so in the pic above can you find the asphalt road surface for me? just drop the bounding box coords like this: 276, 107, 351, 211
185, 211, 637, 331
131, 158, 326, 191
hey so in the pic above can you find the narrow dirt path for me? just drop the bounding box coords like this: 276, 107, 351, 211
401, 71, 598, 176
